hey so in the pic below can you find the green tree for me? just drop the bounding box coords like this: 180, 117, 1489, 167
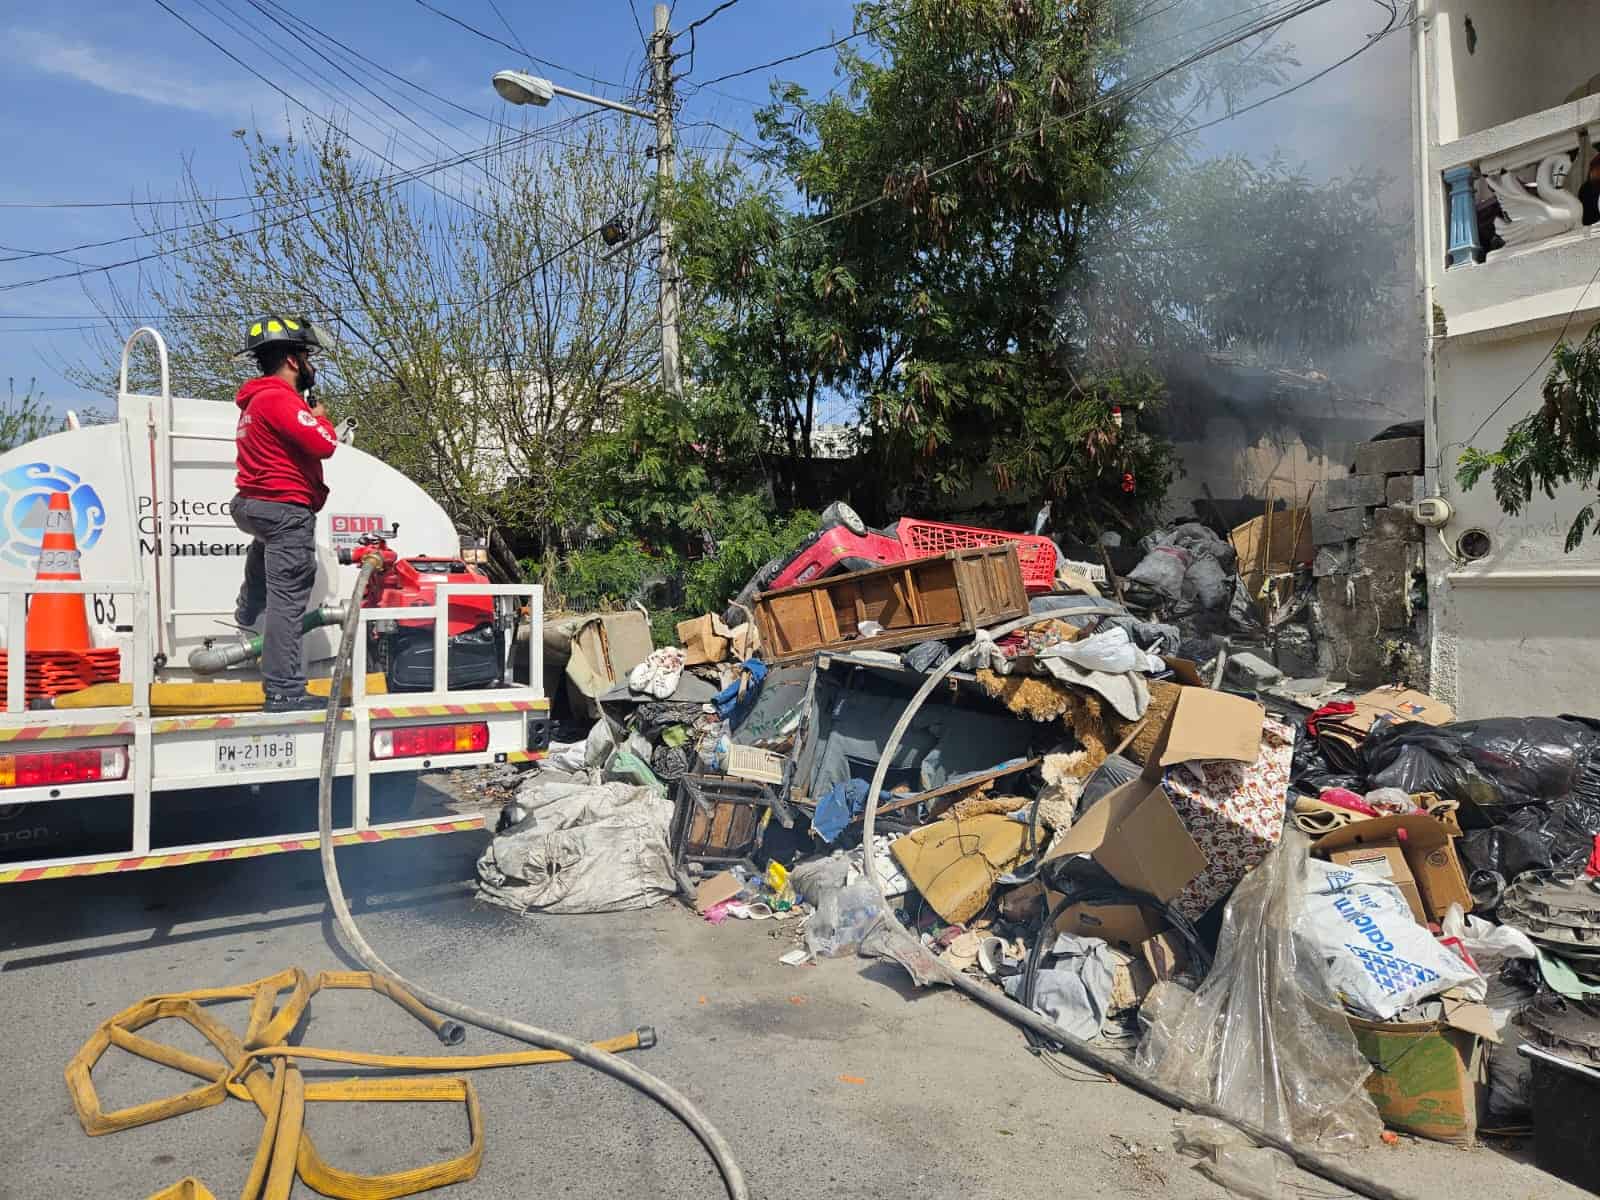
672, 0, 1304, 535
1457, 325, 1600, 550
72, 117, 676, 576
0, 379, 61, 453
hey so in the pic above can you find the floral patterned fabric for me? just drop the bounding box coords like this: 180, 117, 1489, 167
1163, 717, 1295, 921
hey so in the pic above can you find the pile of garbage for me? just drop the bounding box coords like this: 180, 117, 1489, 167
489, 505, 1600, 1187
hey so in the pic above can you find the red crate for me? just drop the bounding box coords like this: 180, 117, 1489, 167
894, 519, 1057, 593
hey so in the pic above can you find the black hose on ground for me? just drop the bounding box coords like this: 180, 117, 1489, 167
316, 556, 749, 1199
858, 612, 1416, 1200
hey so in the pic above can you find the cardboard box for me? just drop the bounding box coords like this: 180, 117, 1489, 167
1155, 690, 1290, 920
1046, 779, 1207, 903
1348, 996, 1496, 1145
1044, 686, 1271, 917
1054, 901, 1166, 950
1314, 813, 1472, 923
676, 613, 757, 667
1329, 844, 1425, 924
1139, 931, 1190, 984
890, 812, 1029, 925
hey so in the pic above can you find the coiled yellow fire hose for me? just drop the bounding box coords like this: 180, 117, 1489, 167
66, 966, 649, 1199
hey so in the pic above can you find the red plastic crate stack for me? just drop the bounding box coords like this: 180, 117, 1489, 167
0, 648, 122, 703
894, 518, 1059, 593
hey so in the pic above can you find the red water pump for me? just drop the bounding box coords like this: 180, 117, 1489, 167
337, 529, 506, 692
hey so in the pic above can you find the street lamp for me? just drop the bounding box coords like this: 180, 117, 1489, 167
490, 69, 651, 120
492, 6, 683, 401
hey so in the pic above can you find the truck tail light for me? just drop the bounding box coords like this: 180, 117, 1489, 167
372, 722, 488, 760
0, 746, 129, 789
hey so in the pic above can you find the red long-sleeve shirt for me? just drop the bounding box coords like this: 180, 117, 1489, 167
234, 376, 338, 511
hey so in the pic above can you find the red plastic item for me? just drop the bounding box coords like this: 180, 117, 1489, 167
1318, 787, 1379, 817
893, 518, 1058, 592
769, 526, 904, 591
1586, 834, 1600, 878
340, 535, 494, 635
765, 516, 1059, 595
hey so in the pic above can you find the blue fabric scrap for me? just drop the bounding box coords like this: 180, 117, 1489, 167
812, 778, 870, 844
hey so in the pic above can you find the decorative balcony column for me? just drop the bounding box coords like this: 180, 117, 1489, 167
1444, 165, 1484, 267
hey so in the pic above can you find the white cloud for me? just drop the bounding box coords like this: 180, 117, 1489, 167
10, 28, 289, 129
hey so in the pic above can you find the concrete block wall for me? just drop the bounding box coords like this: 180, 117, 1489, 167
1308, 435, 1428, 687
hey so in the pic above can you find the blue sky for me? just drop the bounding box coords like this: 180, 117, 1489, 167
1, 0, 1408, 414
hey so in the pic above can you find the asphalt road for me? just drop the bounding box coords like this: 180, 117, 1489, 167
0, 823, 1583, 1200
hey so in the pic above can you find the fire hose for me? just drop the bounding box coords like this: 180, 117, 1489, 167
188, 605, 347, 675
64, 554, 749, 1200
314, 554, 748, 1197
857, 612, 1413, 1200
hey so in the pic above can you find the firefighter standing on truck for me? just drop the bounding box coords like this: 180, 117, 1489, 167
231, 317, 339, 713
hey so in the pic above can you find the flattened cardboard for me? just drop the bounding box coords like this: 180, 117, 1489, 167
1049, 780, 1207, 903
1346, 686, 1454, 733
1314, 813, 1473, 921
1055, 901, 1165, 950
1156, 688, 1266, 767
890, 812, 1028, 925
694, 871, 744, 914
1231, 508, 1313, 574
1330, 844, 1425, 924
1107, 948, 1156, 1012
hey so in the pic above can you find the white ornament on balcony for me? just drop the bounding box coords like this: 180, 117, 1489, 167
1487, 154, 1582, 249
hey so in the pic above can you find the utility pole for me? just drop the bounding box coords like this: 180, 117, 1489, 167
651, 3, 683, 399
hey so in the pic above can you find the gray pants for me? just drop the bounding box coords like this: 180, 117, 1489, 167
231, 495, 317, 697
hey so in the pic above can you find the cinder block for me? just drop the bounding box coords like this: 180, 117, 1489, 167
1386, 474, 1423, 506
1313, 507, 1367, 546
1369, 506, 1423, 542
1355, 437, 1424, 476
1325, 474, 1386, 511
1313, 547, 1350, 577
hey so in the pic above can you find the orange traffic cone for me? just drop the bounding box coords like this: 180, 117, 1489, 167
25, 491, 92, 652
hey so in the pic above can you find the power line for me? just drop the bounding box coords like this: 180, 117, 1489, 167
785, 0, 1353, 243
683, 20, 887, 90
237, 0, 521, 199
0, 128, 548, 294
0, 124, 547, 268
680, 0, 742, 35
151, 0, 505, 225
411, 0, 626, 91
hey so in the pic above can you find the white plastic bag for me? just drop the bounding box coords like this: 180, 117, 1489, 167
1042, 625, 1163, 675
1440, 902, 1537, 975
1302, 858, 1484, 1019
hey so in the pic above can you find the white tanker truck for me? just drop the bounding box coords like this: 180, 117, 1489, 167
0, 329, 547, 881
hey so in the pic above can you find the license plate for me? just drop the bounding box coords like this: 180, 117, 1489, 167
215, 733, 298, 772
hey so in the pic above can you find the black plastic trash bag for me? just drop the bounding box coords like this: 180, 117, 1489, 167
1361, 717, 1600, 811
1364, 716, 1600, 875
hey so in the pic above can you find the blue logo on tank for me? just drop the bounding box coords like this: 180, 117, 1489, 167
0, 463, 107, 568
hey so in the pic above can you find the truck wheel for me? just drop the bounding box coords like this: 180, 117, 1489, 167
820, 501, 867, 536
